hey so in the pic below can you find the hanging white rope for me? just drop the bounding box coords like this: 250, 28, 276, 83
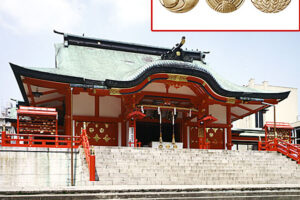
141, 106, 144, 113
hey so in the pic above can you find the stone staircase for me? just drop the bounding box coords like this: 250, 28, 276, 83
80, 147, 300, 186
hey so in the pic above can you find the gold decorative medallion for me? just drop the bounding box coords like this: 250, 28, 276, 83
93, 134, 101, 142
99, 128, 105, 134
206, 0, 245, 13
159, 0, 199, 13
251, 0, 290, 13
109, 88, 121, 95
103, 134, 111, 143
227, 97, 236, 104
209, 132, 214, 137
173, 144, 178, 149
89, 128, 94, 133
166, 144, 170, 149
167, 74, 188, 82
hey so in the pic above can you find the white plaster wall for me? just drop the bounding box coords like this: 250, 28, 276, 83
99, 96, 121, 117
73, 92, 95, 116
209, 104, 227, 124
143, 83, 166, 93
168, 85, 196, 96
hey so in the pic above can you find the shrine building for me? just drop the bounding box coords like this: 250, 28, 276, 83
10, 32, 290, 150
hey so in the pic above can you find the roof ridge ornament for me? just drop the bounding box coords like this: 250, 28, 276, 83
161, 37, 209, 64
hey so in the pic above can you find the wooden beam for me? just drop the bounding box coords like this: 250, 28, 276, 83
26, 83, 36, 106
237, 104, 253, 112
95, 96, 99, 117
23, 77, 68, 91
42, 89, 61, 95
231, 112, 241, 119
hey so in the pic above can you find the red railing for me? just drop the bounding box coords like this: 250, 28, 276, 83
128, 139, 142, 147
259, 138, 300, 164
1, 131, 81, 148
81, 125, 96, 181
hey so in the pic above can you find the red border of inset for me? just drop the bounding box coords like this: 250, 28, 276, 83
151, 0, 300, 32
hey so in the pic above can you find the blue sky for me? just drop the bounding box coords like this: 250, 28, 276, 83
0, 0, 299, 115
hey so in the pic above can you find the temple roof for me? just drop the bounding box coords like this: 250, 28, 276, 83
11, 33, 290, 103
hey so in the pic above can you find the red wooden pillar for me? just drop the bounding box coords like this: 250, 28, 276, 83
226, 105, 232, 150
203, 124, 207, 149
65, 87, 72, 136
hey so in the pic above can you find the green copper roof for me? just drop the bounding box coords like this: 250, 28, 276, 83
26, 43, 272, 94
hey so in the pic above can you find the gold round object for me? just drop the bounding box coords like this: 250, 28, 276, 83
251, 0, 291, 13
159, 0, 199, 13
206, 0, 245, 13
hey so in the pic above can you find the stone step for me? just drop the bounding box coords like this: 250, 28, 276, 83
3, 190, 300, 200
82, 147, 300, 185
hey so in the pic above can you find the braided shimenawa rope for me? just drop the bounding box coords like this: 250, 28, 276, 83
251, 0, 291, 13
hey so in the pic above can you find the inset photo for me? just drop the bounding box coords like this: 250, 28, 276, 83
152, 0, 300, 31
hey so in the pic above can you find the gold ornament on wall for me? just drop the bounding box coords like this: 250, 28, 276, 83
93, 134, 101, 142
167, 74, 188, 82
206, 0, 245, 13
89, 128, 94, 133
103, 134, 111, 143
159, 0, 199, 13
251, 0, 290, 13
99, 128, 105, 134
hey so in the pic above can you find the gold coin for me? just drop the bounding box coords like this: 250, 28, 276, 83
251, 0, 291, 13
159, 0, 199, 13
206, 0, 245, 13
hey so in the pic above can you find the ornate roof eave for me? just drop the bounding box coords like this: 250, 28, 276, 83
104, 61, 290, 101
11, 61, 290, 107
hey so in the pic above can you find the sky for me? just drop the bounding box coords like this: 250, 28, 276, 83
0, 0, 299, 115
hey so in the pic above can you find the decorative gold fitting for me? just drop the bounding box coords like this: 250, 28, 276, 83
159, 135, 163, 143
176, 51, 181, 57
167, 74, 188, 82
226, 97, 236, 104
172, 133, 176, 145
83, 122, 86, 130
109, 88, 121, 95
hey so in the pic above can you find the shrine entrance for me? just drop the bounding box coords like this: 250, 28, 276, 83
136, 122, 180, 147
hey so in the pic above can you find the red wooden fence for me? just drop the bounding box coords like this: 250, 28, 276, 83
259, 138, 300, 164
81, 125, 96, 181
1, 131, 81, 148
